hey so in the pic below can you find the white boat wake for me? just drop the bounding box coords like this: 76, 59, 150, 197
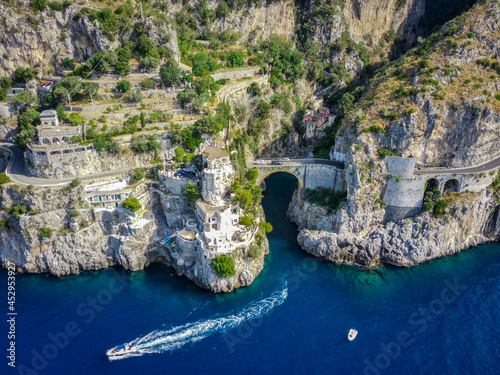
108, 281, 288, 360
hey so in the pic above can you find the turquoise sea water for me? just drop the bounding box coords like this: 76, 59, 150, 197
1, 172, 499, 374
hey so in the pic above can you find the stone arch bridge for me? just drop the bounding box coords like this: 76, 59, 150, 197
248, 158, 346, 204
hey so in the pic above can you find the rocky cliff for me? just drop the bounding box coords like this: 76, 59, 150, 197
0, 180, 269, 293
0, 184, 158, 275
0, 1, 179, 76
291, 1, 500, 267
344, 0, 425, 42
289, 188, 500, 266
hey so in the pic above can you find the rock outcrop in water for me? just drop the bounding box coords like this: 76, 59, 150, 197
289, 189, 500, 266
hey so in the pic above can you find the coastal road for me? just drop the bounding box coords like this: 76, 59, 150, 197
248, 158, 345, 170
0, 142, 130, 187
414, 155, 500, 176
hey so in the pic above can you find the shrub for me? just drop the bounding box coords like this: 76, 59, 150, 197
132, 169, 144, 182
403, 108, 417, 116
248, 246, 261, 259
69, 209, 79, 218
122, 197, 142, 211
434, 199, 448, 218
306, 188, 347, 214
40, 227, 53, 238
30, 0, 47, 11
363, 125, 387, 134
246, 168, 259, 184
379, 148, 397, 158
0, 218, 9, 230
116, 80, 131, 92
185, 182, 200, 203
0, 173, 11, 185
259, 221, 273, 233
379, 109, 399, 121
374, 198, 387, 208
69, 178, 80, 189
212, 255, 236, 278
239, 216, 253, 227
140, 78, 154, 89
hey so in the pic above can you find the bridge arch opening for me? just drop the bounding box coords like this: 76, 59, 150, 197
258, 170, 303, 205
443, 179, 460, 194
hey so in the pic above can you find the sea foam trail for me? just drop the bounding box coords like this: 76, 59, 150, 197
110, 281, 288, 359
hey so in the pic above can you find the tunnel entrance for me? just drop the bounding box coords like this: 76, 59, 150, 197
425, 178, 440, 192
443, 179, 460, 194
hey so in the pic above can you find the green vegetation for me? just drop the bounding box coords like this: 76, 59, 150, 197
259, 221, 273, 233
116, 80, 131, 92
0, 218, 9, 230
69, 209, 79, 218
184, 181, 201, 203
246, 168, 259, 184
130, 135, 160, 154
122, 197, 142, 212
248, 246, 261, 259
40, 227, 53, 238
0, 173, 11, 185
379, 148, 397, 159
239, 215, 253, 227
375, 198, 387, 209
423, 184, 448, 217
212, 255, 236, 278
8, 204, 29, 220
305, 188, 347, 214
131, 169, 144, 182
363, 125, 387, 134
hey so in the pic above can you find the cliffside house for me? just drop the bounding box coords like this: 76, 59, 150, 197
178, 63, 193, 73
86, 189, 133, 208
201, 147, 233, 206
303, 106, 335, 138
25, 109, 92, 170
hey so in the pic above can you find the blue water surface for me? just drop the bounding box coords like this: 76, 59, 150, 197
1, 172, 499, 375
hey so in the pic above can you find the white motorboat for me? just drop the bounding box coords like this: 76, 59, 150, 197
106, 344, 136, 358
348, 329, 358, 341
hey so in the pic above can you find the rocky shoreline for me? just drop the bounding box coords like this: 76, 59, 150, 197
288, 189, 500, 267
0, 184, 268, 293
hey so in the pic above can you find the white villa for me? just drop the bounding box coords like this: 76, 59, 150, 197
175, 146, 253, 259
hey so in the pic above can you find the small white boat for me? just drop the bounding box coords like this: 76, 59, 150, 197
348, 329, 358, 341
106, 344, 136, 358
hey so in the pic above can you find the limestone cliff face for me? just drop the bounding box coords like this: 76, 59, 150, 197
0, 4, 109, 76
206, 0, 295, 42
0, 3, 179, 76
0, 180, 269, 293
344, 0, 425, 42
289, 189, 500, 266
335, 2, 500, 168
0, 185, 159, 275
226, 78, 312, 158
